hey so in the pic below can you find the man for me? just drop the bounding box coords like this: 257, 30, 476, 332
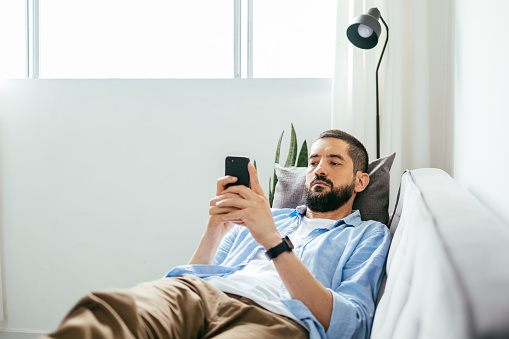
45, 129, 391, 339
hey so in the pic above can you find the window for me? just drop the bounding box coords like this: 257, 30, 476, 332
253, 0, 337, 78
1, 1, 337, 79
39, 0, 234, 78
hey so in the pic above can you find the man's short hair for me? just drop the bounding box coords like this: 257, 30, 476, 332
316, 130, 369, 174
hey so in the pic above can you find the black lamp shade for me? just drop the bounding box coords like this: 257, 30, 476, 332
346, 8, 382, 50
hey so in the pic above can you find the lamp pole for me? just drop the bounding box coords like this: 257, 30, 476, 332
346, 8, 389, 159
375, 16, 389, 159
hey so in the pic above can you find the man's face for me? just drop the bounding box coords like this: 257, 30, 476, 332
305, 138, 358, 212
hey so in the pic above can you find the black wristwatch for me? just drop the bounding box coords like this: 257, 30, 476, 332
265, 236, 294, 260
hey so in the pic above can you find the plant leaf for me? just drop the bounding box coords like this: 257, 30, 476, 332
284, 123, 298, 167
273, 131, 284, 190
296, 140, 308, 167
269, 176, 274, 207
272, 168, 278, 197
269, 130, 284, 204
275, 131, 284, 164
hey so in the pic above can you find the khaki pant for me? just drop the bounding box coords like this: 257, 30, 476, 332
43, 275, 308, 339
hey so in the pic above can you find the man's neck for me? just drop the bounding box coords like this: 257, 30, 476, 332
305, 201, 355, 221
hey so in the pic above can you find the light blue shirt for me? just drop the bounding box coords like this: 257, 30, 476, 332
166, 206, 391, 339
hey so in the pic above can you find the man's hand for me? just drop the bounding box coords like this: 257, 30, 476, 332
215, 162, 281, 250
188, 175, 241, 265
205, 176, 242, 244
189, 162, 280, 263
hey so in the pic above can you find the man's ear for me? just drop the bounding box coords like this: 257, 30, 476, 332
354, 172, 370, 193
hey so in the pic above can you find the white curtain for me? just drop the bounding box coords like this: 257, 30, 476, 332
332, 0, 454, 205
0, 260, 3, 320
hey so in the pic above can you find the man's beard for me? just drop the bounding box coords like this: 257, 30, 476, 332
305, 175, 356, 213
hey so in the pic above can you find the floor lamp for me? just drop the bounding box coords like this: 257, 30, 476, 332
346, 7, 389, 159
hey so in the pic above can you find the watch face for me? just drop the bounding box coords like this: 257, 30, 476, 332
284, 236, 294, 249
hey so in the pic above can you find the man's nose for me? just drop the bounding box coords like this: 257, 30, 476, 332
314, 161, 327, 176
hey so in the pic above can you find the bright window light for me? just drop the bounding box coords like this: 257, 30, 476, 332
0, 1, 26, 78
39, 0, 234, 78
253, 0, 337, 78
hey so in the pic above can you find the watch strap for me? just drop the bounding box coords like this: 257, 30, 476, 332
265, 236, 294, 260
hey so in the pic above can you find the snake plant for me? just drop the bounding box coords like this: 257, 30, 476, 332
268, 124, 308, 207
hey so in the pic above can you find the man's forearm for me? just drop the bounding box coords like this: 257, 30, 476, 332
273, 250, 333, 331
188, 233, 220, 265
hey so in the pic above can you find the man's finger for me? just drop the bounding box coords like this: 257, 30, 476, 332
209, 205, 239, 215
222, 183, 253, 200
210, 193, 242, 207
216, 196, 250, 210
216, 176, 237, 195
222, 209, 244, 222
248, 162, 266, 197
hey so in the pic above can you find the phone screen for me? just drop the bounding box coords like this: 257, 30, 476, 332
225, 156, 250, 188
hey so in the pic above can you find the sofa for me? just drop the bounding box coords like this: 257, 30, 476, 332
371, 168, 509, 339
274, 162, 509, 338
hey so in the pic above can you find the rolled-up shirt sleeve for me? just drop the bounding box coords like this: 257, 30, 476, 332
326, 229, 391, 338
213, 226, 239, 265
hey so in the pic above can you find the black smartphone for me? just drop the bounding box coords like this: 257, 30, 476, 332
225, 156, 250, 188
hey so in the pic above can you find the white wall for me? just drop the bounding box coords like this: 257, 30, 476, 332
453, 1, 509, 225
0, 79, 331, 332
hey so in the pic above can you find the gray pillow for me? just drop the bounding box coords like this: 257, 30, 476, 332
272, 152, 396, 225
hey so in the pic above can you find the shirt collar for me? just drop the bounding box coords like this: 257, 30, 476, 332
296, 205, 363, 228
